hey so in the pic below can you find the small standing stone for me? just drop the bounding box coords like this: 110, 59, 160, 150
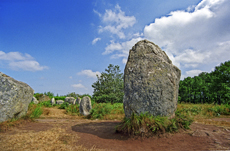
32, 96, 39, 104
76, 97, 81, 105
79, 96, 92, 116
51, 98, 55, 105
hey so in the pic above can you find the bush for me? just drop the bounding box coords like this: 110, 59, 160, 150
54, 96, 66, 101
66, 104, 80, 115
38, 101, 52, 107
116, 112, 193, 137
59, 102, 69, 109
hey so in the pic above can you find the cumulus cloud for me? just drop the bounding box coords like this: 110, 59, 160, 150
143, 0, 230, 72
71, 84, 87, 89
95, 4, 136, 39
92, 37, 101, 45
0, 51, 48, 71
77, 70, 101, 78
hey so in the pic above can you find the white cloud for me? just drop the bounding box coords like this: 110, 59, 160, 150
96, 4, 136, 39
181, 70, 203, 80
104, 37, 143, 62
77, 70, 101, 78
69, 76, 72, 79
92, 37, 101, 45
71, 84, 87, 89
143, 0, 230, 73
0, 51, 48, 71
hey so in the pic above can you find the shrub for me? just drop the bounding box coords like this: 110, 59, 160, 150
38, 101, 52, 107
59, 102, 69, 109
66, 104, 80, 115
54, 96, 66, 101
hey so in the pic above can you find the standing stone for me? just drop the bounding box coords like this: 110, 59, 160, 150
51, 98, 55, 105
79, 96, 92, 116
76, 97, 81, 105
65, 97, 76, 105
123, 40, 181, 118
0, 72, 34, 122
56, 100, 64, 105
32, 96, 39, 104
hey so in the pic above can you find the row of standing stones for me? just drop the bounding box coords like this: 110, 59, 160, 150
0, 39, 181, 122
32, 96, 92, 116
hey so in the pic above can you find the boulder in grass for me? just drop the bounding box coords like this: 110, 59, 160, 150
79, 96, 92, 116
38, 95, 50, 102
123, 40, 181, 119
65, 97, 76, 105
32, 96, 39, 104
0, 72, 34, 122
56, 100, 64, 105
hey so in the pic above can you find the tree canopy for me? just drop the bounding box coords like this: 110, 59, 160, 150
92, 64, 124, 103
179, 60, 230, 104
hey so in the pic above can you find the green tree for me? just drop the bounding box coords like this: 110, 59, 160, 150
92, 64, 124, 103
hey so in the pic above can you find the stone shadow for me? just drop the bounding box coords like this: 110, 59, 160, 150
71, 121, 129, 140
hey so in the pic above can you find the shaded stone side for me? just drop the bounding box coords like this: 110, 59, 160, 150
0, 72, 34, 122
123, 40, 181, 118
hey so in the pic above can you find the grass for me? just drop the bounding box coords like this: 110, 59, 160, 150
115, 112, 193, 137
87, 103, 124, 120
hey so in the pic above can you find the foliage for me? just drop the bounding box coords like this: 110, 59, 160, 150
177, 103, 230, 118
27, 102, 43, 118
179, 60, 230, 104
92, 64, 124, 103
44, 91, 54, 98
65, 104, 80, 115
34, 93, 43, 100
65, 92, 77, 98
54, 96, 66, 101
78, 94, 92, 99
58, 102, 69, 109
38, 101, 52, 108
116, 112, 193, 137
87, 103, 124, 120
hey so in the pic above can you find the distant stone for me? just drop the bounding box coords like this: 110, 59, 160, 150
38, 95, 50, 102
65, 97, 76, 104
51, 98, 55, 105
76, 97, 81, 105
79, 96, 92, 116
0, 72, 34, 122
32, 96, 39, 104
56, 100, 64, 105
123, 40, 181, 118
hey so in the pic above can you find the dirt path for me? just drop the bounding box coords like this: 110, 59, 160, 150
0, 108, 230, 151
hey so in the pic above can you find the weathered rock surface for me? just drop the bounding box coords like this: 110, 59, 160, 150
65, 97, 76, 104
51, 98, 55, 105
76, 97, 81, 105
123, 40, 181, 118
38, 95, 50, 102
56, 100, 64, 105
0, 72, 34, 122
32, 96, 39, 104
79, 96, 92, 116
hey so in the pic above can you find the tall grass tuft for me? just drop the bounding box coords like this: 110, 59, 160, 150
116, 112, 193, 137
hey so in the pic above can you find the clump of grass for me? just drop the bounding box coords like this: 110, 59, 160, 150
116, 112, 193, 137
38, 100, 52, 108
27, 102, 43, 118
65, 104, 80, 115
87, 103, 124, 120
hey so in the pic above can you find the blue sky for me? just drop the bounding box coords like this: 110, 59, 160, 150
1, 0, 230, 95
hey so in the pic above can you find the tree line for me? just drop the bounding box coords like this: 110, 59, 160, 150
179, 60, 230, 104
